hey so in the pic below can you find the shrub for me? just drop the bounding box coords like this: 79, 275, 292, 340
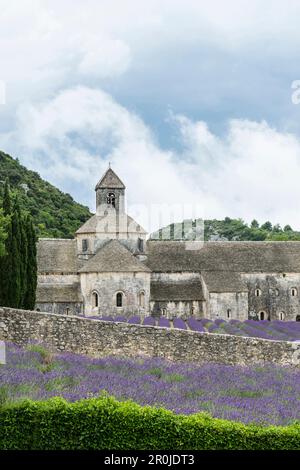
0, 396, 299, 450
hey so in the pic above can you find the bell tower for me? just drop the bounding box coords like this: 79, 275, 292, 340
95, 166, 125, 215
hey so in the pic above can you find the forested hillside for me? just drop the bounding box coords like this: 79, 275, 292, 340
1, 150, 300, 242
0, 151, 92, 238
151, 217, 300, 241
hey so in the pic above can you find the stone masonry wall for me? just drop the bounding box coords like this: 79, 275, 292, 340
1, 307, 300, 367
243, 272, 300, 321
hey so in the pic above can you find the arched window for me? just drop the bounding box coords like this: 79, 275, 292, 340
259, 311, 265, 320
291, 287, 298, 297
279, 312, 285, 321
138, 291, 145, 308
161, 308, 167, 316
107, 192, 116, 207
227, 309, 231, 319
116, 292, 123, 307
92, 291, 99, 308
255, 288, 261, 297
82, 239, 88, 252
65, 308, 70, 315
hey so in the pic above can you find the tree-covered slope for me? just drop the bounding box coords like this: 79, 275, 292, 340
151, 217, 300, 241
2, 150, 300, 242
0, 150, 92, 238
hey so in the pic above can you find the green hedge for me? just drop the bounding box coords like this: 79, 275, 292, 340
0, 395, 299, 450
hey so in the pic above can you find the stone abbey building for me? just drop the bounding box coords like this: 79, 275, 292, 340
36, 168, 300, 322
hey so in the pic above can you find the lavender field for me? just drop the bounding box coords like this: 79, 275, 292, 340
1, 342, 300, 426
87, 315, 300, 342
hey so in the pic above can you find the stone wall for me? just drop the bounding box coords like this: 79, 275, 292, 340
0, 307, 299, 367
35, 302, 82, 316
207, 292, 248, 321
243, 272, 300, 321
80, 271, 150, 317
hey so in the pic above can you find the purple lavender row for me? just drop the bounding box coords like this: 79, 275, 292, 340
173, 318, 187, 330
2, 342, 300, 426
128, 316, 141, 324
187, 318, 205, 332
143, 316, 156, 326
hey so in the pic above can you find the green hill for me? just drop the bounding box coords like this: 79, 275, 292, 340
1, 149, 300, 242
150, 217, 300, 241
0, 150, 92, 238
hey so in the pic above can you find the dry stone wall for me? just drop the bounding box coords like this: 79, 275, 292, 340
0, 307, 300, 367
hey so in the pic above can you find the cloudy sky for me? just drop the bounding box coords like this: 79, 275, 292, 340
1, 0, 300, 231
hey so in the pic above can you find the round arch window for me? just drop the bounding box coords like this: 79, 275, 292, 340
116, 292, 123, 307
255, 288, 262, 297
92, 291, 99, 308
138, 291, 145, 308
291, 287, 298, 297
259, 311, 266, 320
107, 192, 116, 207
279, 312, 285, 321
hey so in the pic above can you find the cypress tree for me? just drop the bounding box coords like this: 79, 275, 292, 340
9, 205, 22, 307
0, 218, 12, 306
19, 215, 28, 308
0, 182, 37, 310
3, 178, 11, 216
24, 217, 37, 310
0, 180, 12, 306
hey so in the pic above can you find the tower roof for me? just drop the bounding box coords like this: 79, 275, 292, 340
95, 167, 125, 190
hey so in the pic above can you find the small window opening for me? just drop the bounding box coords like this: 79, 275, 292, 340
138, 238, 144, 252
255, 288, 261, 297
291, 287, 298, 297
107, 192, 116, 207
227, 309, 231, 319
139, 291, 145, 308
116, 292, 123, 307
259, 311, 265, 320
82, 239, 88, 252
92, 292, 99, 308
279, 312, 285, 321
65, 308, 70, 315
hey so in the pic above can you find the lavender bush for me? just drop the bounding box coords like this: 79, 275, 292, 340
82, 314, 300, 341
143, 316, 156, 326
187, 318, 205, 332
128, 316, 141, 324
173, 318, 187, 330
1, 342, 299, 427
158, 318, 170, 328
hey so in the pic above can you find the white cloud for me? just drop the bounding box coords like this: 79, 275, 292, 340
1, 0, 300, 103
2, 86, 300, 232
1, 1, 300, 231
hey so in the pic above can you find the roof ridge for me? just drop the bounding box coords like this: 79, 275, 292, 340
78, 239, 151, 273
95, 168, 125, 190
